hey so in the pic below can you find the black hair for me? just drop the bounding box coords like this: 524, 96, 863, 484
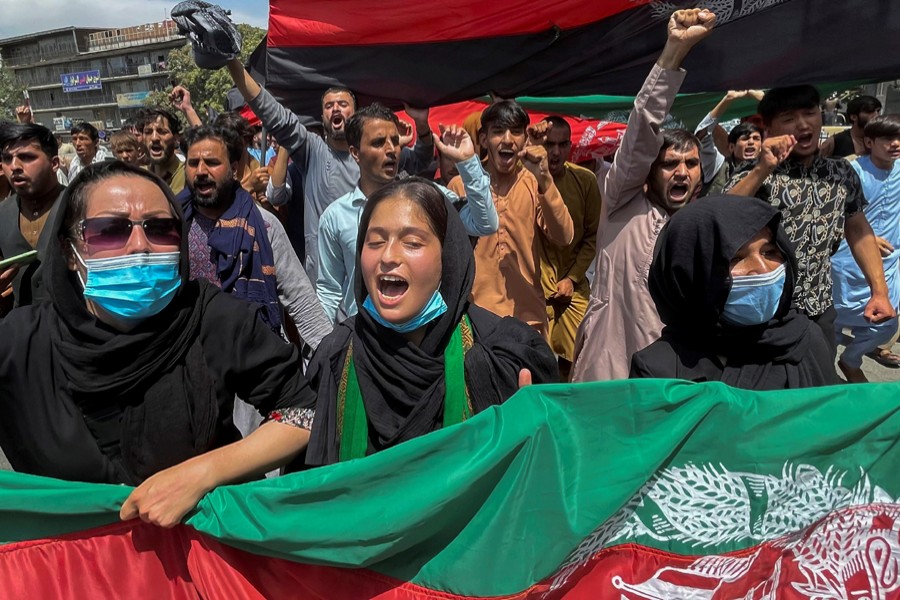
757, 85, 821, 123
359, 177, 448, 247
213, 112, 253, 145
847, 95, 882, 118
122, 116, 139, 132
659, 128, 700, 155
480, 100, 529, 133
131, 108, 151, 132
181, 125, 243, 164
141, 107, 182, 136
321, 87, 357, 109
727, 122, 763, 145
63, 160, 171, 243
345, 103, 400, 149
70, 121, 99, 141
541, 115, 571, 136
863, 114, 900, 140
0, 122, 59, 158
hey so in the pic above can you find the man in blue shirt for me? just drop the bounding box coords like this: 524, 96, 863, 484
224, 59, 435, 284
317, 104, 497, 323
832, 115, 900, 382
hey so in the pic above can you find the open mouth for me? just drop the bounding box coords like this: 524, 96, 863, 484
330, 115, 344, 129
193, 179, 216, 194
377, 274, 409, 300
668, 183, 690, 202
743, 147, 758, 159
498, 148, 517, 164
795, 133, 815, 147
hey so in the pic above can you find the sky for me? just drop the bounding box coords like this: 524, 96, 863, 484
0, 0, 270, 40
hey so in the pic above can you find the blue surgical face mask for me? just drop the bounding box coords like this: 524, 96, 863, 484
721, 263, 787, 327
72, 246, 182, 322
362, 288, 448, 334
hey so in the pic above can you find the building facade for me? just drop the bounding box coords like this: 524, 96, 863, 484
0, 22, 186, 138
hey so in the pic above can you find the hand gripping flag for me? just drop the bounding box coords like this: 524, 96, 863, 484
2, 379, 900, 598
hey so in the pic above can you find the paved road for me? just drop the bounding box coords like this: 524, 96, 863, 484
0, 340, 896, 473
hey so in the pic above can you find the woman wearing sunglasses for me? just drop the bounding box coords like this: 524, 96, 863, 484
0, 161, 315, 528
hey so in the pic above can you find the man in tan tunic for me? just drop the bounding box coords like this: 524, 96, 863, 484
572, 8, 716, 382
449, 100, 573, 336
539, 116, 601, 381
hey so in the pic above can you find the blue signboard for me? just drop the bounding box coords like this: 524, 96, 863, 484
61, 70, 102, 93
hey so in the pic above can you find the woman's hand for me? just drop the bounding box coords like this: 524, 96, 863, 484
518, 369, 532, 388
119, 460, 213, 528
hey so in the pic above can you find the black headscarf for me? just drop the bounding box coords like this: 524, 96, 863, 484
641, 195, 836, 389
305, 179, 557, 466
45, 161, 216, 397
0, 161, 313, 485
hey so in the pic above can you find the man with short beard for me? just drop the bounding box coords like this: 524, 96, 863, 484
222, 59, 434, 283
571, 8, 715, 382
538, 115, 601, 380
0, 123, 66, 311
141, 108, 184, 194
177, 126, 331, 349
822, 95, 882, 159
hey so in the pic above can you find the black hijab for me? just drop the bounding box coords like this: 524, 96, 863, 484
0, 161, 309, 484
305, 178, 557, 465
641, 195, 836, 389
45, 161, 217, 397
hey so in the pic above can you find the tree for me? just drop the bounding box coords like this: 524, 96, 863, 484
0, 62, 25, 121
145, 23, 265, 125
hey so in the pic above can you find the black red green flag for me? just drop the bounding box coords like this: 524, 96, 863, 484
257, 0, 900, 122
2, 380, 900, 598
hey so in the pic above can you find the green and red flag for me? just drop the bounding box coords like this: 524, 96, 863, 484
2, 379, 900, 598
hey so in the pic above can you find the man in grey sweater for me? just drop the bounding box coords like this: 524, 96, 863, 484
224, 59, 435, 284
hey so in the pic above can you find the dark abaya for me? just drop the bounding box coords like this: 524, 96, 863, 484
0, 162, 315, 485
305, 191, 558, 466
630, 195, 837, 389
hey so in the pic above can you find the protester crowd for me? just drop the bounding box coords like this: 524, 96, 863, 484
0, 7, 897, 526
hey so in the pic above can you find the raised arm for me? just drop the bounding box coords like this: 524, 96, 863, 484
695, 90, 752, 183
225, 58, 314, 166
397, 105, 435, 176
603, 9, 715, 213
170, 86, 203, 127
434, 124, 498, 236
520, 145, 573, 245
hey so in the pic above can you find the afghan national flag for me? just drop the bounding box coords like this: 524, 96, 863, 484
257, 0, 900, 124
3, 380, 900, 598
